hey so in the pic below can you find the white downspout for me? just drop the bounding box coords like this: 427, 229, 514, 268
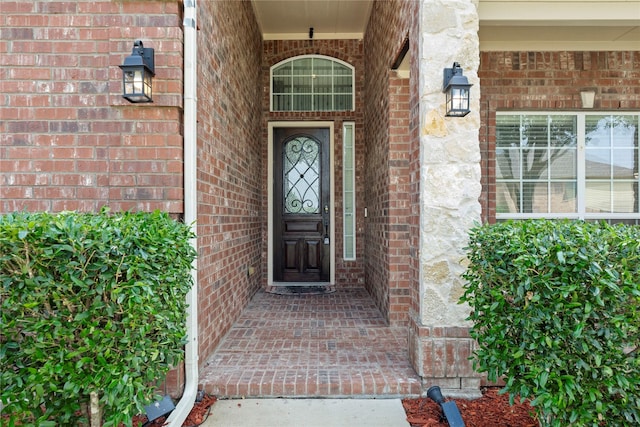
166, 0, 198, 425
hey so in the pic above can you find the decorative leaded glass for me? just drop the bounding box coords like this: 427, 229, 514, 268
284, 136, 320, 214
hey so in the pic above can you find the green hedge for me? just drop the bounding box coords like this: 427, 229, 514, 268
461, 219, 640, 427
0, 210, 197, 426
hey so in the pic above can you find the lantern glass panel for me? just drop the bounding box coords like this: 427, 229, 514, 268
446, 85, 470, 117
122, 67, 152, 103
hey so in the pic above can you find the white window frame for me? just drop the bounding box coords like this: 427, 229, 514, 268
342, 122, 356, 260
270, 55, 355, 112
496, 111, 640, 222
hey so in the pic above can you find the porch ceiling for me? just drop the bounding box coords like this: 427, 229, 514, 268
251, 0, 640, 50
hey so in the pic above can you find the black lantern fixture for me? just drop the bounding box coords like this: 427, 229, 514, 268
443, 62, 472, 117
119, 40, 155, 103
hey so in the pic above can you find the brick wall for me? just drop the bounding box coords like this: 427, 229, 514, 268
363, 0, 418, 326
263, 39, 366, 288
388, 75, 412, 325
0, 0, 184, 213
479, 51, 640, 223
194, 0, 264, 369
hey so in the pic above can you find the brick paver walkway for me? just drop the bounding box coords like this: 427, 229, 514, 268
199, 287, 422, 398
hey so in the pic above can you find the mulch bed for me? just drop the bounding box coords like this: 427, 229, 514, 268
139, 387, 537, 427
129, 394, 217, 427
7, 388, 536, 426
402, 387, 538, 427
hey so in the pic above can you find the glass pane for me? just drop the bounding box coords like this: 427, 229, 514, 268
586, 181, 612, 213
527, 181, 549, 213
313, 58, 333, 76
585, 115, 613, 148
611, 116, 638, 178
273, 64, 291, 76
335, 75, 352, 93
496, 148, 521, 179
284, 137, 320, 214
292, 94, 312, 110
344, 235, 354, 259
344, 148, 353, 165
496, 182, 520, 213
314, 76, 332, 93
334, 94, 352, 110
586, 149, 611, 178
549, 115, 577, 148
343, 168, 353, 185
293, 76, 312, 93
550, 182, 577, 212
273, 95, 291, 111
611, 115, 637, 148
334, 63, 351, 75
612, 181, 638, 213
313, 95, 332, 111
613, 150, 636, 178
520, 115, 548, 148
521, 149, 549, 181
549, 149, 576, 179
344, 193, 353, 212
272, 76, 291, 94
292, 58, 312, 74
496, 115, 521, 148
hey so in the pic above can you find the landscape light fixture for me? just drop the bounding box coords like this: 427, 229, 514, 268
443, 62, 472, 117
427, 385, 466, 427
144, 395, 175, 422
119, 40, 155, 103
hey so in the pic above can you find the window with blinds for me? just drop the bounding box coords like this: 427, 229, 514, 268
271, 55, 354, 112
496, 112, 640, 223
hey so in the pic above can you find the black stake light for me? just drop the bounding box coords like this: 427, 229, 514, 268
119, 40, 155, 103
144, 395, 175, 422
443, 62, 472, 117
427, 385, 466, 427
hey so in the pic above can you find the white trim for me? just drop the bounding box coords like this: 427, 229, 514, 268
479, 1, 640, 25
268, 121, 335, 286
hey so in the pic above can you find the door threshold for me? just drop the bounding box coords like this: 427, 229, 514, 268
266, 283, 336, 295
270, 282, 332, 287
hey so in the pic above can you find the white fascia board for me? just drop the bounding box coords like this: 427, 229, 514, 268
479, 1, 640, 26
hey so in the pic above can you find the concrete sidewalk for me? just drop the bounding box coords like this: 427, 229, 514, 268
201, 398, 411, 427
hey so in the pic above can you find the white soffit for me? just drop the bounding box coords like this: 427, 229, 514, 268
479, 1, 640, 51
252, 0, 373, 40
250, 1, 639, 50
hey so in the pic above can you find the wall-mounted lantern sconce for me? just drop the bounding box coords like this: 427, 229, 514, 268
580, 90, 596, 109
443, 62, 472, 117
119, 40, 155, 103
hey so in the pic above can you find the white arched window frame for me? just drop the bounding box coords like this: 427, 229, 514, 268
270, 55, 355, 112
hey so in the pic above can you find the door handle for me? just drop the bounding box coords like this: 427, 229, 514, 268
323, 205, 330, 245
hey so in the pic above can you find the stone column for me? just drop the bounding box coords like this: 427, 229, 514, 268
408, 0, 483, 398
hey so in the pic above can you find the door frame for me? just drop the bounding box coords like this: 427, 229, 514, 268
268, 121, 335, 286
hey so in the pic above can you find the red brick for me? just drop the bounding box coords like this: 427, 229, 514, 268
479, 51, 640, 222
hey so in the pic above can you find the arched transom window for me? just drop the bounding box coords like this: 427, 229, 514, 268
271, 55, 354, 112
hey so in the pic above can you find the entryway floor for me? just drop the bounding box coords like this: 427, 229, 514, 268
199, 287, 422, 398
